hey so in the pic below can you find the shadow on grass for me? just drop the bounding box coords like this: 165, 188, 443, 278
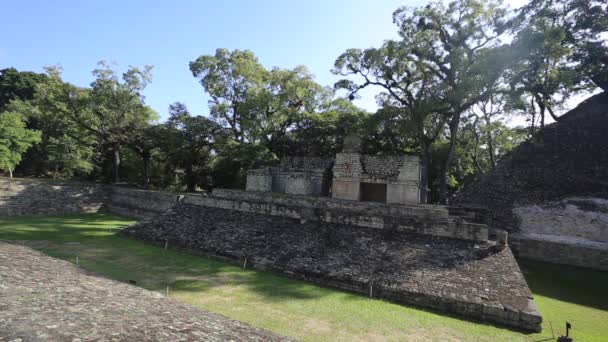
23, 231, 330, 303
519, 259, 608, 311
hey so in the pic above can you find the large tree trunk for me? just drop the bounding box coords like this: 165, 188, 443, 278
113, 144, 121, 183
8, 167, 13, 178
439, 113, 461, 204
482, 112, 496, 168
420, 142, 431, 204
185, 162, 196, 192
142, 151, 151, 189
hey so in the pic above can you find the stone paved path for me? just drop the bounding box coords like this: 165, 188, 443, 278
0, 241, 293, 342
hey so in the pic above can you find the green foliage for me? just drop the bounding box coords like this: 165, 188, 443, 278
0, 67, 48, 112
159, 103, 224, 191
211, 139, 277, 189
0, 111, 41, 176
78, 61, 155, 145
190, 49, 268, 142
5, 67, 97, 178
3, 0, 606, 196
287, 98, 368, 157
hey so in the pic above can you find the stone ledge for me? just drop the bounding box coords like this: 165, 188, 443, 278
511, 233, 608, 271
185, 189, 488, 242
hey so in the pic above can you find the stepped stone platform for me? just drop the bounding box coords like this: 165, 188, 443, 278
120, 202, 542, 332
0, 242, 291, 342
184, 189, 489, 242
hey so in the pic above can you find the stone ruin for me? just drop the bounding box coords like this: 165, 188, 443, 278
116, 137, 542, 332
246, 135, 421, 205
0, 147, 544, 332
246, 157, 333, 196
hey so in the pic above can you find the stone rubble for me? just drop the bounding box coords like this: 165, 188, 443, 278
121, 203, 542, 332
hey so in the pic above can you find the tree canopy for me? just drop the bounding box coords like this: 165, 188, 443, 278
1, 0, 606, 201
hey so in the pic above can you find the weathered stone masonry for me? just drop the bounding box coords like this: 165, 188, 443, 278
246, 138, 421, 205
120, 203, 542, 332
0, 178, 107, 217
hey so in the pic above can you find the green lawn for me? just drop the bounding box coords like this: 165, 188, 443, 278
0, 213, 606, 341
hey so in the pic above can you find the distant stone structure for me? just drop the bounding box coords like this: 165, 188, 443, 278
246, 157, 333, 196
246, 135, 421, 205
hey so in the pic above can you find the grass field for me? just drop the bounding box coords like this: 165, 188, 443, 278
1, 213, 606, 341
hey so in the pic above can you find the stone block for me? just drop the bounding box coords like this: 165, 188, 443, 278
332, 179, 360, 201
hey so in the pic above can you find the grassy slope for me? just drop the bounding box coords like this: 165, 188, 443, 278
0, 214, 606, 341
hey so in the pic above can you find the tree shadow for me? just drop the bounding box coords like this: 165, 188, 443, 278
519, 259, 608, 311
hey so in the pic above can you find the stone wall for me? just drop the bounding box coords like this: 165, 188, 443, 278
510, 234, 608, 271
246, 168, 274, 192
0, 178, 107, 217
107, 187, 183, 219
332, 153, 420, 204
184, 189, 488, 242
279, 156, 333, 171
507, 197, 608, 271
246, 157, 332, 197
0, 178, 182, 219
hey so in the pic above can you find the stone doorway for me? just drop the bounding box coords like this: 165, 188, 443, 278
360, 183, 387, 203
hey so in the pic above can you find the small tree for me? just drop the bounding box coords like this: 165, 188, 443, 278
0, 112, 41, 177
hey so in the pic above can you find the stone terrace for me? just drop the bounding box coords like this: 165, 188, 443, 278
121, 203, 542, 332
0, 242, 292, 342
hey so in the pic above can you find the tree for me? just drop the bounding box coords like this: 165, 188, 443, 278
0, 112, 41, 177
507, 0, 580, 133
0, 68, 48, 112
250, 66, 325, 156
288, 97, 368, 157
460, 96, 527, 175
507, 0, 608, 136
190, 49, 268, 142
161, 103, 224, 192
4, 67, 96, 178
67, 61, 155, 183
128, 122, 163, 188
333, 40, 449, 203
393, 0, 511, 203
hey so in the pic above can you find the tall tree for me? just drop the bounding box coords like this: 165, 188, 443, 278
507, 0, 608, 135
5, 66, 96, 178
289, 97, 368, 157
190, 49, 268, 143
250, 66, 324, 155
333, 41, 448, 203
393, 0, 511, 203
67, 61, 155, 183
128, 122, 162, 188
0, 112, 41, 178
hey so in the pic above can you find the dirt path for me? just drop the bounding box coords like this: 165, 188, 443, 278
0, 241, 293, 342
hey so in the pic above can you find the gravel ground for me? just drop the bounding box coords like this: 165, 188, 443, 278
0, 241, 293, 342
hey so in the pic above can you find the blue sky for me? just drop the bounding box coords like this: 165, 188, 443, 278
1, 0, 428, 120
